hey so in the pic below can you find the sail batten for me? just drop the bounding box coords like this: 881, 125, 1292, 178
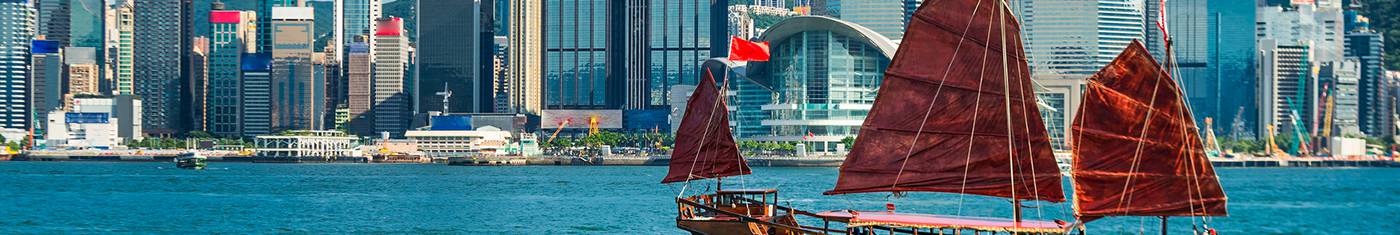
825, 0, 1064, 202
1070, 40, 1228, 218
661, 70, 750, 184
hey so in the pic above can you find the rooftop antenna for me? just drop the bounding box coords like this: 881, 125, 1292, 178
435, 82, 452, 115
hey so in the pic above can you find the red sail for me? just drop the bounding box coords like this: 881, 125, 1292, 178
1071, 40, 1227, 218
662, 70, 750, 184
825, 0, 1064, 203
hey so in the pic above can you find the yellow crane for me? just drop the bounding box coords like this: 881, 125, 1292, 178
1318, 94, 1335, 155
546, 118, 572, 144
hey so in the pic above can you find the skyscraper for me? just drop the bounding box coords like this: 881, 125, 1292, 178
64, 47, 101, 104
1257, 39, 1315, 137
132, 0, 190, 135
334, 0, 380, 60
503, 0, 542, 114
241, 53, 273, 136
36, 0, 69, 46
836, 0, 904, 41
344, 42, 371, 135
108, 2, 135, 96
1346, 31, 1390, 137
1146, 0, 1222, 133
1209, 0, 1259, 138
642, 0, 728, 109
417, 0, 493, 114
207, 10, 255, 136
371, 17, 410, 135
259, 0, 304, 53
544, 0, 617, 109
0, 0, 34, 130
188, 37, 209, 131
30, 40, 62, 136
270, 6, 318, 130
1020, 0, 1146, 78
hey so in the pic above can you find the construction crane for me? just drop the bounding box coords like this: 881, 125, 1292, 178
1266, 125, 1290, 158
1283, 97, 1311, 157
546, 118, 572, 144
1318, 90, 1335, 155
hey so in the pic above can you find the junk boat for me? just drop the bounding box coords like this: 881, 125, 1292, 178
663, 68, 832, 234
806, 0, 1228, 233
175, 152, 207, 169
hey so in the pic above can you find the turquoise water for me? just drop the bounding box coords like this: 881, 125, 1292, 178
1, 162, 1396, 234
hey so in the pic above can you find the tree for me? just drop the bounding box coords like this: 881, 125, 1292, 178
841, 136, 856, 148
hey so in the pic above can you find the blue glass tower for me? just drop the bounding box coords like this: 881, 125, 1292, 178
1209, 0, 1258, 138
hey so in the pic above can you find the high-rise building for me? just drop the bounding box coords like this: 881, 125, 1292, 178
1143, 0, 1236, 135
544, 0, 617, 109
334, 0, 380, 60
188, 37, 209, 131
108, 2, 135, 96
241, 53, 273, 136
64, 47, 101, 108
0, 0, 34, 130
344, 42, 372, 135
132, 0, 190, 135
835, 0, 903, 41
417, 0, 493, 114
1321, 59, 1362, 135
371, 17, 411, 136
1346, 30, 1390, 137
1020, 0, 1145, 78
259, 0, 304, 53
311, 52, 335, 129
503, 0, 542, 114
1257, 39, 1315, 137
270, 6, 318, 130
1209, 0, 1259, 138
642, 0, 728, 109
31, 40, 62, 136
207, 10, 256, 136
36, 0, 70, 46
902, 0, 922, 29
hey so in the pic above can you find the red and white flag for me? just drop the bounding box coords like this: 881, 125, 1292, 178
728, 36, 770, 62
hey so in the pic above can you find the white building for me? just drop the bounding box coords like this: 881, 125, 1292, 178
70, 96, 142, 141
405, 126, 520, 157
44, 111, 121, 149
253, 130, 358, 158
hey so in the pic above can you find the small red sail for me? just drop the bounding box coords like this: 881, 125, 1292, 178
662, 70, 750, 184
1071, 40, 1227, 218
825, 0, 1064, 202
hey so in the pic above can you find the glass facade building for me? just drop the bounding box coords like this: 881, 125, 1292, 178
834, 0, 905, 41
132, 0, 190, 134
0, 0, 32, 130
418, 0, 494, 113
1020, 0, 1145, 77
644, 0, 726, 108
208, 10, 254, 137
544, 0, 616, 109
735, 16, 895, 153
1208, 0, 1259, 138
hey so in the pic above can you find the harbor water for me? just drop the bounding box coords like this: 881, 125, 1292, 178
1, 162, 1396, 234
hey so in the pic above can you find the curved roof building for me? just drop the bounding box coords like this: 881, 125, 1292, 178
731, 16, 896, 153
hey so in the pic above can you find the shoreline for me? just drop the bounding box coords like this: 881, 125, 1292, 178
6, 153, 1399, 168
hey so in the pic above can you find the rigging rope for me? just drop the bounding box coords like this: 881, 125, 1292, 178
995, 0, 1022, 221
1113, 43, 1168, 217
887, 0, 985, 200
956, 0, 998, 216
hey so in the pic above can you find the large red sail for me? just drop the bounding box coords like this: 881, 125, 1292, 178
1071, 40, 1227, 218
826, 0, 1064, 202
662, 70, 750, 184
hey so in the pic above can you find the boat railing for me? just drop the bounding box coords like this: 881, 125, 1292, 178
676, 196, 831, 235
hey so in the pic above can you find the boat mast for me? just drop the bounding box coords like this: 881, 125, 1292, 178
996, 0, 1023, 224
